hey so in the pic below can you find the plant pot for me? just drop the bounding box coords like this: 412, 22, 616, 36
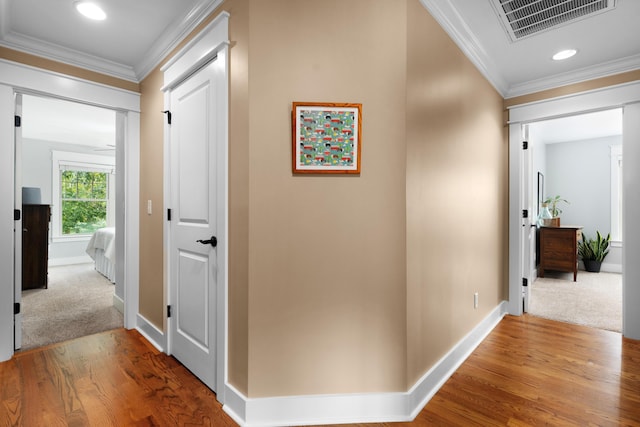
543, 217, 560, 227
583, 259, 602, 273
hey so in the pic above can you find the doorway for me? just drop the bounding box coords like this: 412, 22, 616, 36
17, 95, 124, 350
525, 109, 623, 332
506, 81, 640, 341
0, 59, 140, 362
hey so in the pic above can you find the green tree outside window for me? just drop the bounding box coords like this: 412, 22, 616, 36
61, 170, 108, 235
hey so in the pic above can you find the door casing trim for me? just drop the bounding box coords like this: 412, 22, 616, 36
506, 80, 640, 341
0, 58, 140, 362
162, 12, 230, 403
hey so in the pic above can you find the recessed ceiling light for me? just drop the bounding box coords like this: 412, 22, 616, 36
74, 1, 106, 21
552, 49, 577, 61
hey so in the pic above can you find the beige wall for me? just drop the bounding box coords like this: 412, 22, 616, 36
226, 0, 251, 396
246, 0, 408, 397
405, 1, 508, 386
7, 0, 639, 402
139, 69, 165, 327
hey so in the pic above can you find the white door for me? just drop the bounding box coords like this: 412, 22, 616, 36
168, 61, 220, 391
13, 94, 23, 350
522, 125, 535, 312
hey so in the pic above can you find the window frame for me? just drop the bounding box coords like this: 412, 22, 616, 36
51, 151, 115, 242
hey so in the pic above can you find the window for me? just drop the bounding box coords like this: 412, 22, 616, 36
61, 170, 108, 235
52, 151, 115, 241
611, 145, 622, 242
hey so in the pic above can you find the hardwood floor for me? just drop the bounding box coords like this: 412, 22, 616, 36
0, 329, 236, 426
1, 315, 639, 426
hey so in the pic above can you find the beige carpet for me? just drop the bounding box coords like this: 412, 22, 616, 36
529, 270, 622, 332
20, 263, 123, 351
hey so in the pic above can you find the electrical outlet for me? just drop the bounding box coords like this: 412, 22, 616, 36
474, 292, 479, 309
147, 199, 152, 215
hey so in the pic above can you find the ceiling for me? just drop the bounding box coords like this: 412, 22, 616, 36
0, 0, 222, 82
529, 108, 622, 144
421, 0, 640, 98
21, 95, 116, 149
3, 0, 637, 146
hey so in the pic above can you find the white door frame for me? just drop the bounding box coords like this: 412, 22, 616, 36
0, 59, 140, 362
13, 93, 23, 350
161, 12, 230, 401
507, 80, 640, 340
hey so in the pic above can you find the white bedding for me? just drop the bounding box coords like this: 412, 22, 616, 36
86, 227, 116, 282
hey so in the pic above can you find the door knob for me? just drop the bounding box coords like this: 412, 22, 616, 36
196, 236, 217, 247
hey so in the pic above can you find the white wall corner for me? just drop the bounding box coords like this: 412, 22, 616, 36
223, 302, 508, 427
136, 314, 165, 352
112, 293, 124, 315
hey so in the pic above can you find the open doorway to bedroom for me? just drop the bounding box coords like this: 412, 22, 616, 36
18, 94, 123, 351
526, 108, 623, 333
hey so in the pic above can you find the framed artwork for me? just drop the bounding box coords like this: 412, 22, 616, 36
292, 102, 362, 174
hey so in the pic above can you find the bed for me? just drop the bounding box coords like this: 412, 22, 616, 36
86, 227, 116, 283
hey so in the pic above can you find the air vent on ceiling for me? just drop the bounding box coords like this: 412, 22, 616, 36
493, 0, 616, 41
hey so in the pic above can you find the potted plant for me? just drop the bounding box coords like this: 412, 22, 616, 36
578, 231, 611, 273
543, 195, 569, 226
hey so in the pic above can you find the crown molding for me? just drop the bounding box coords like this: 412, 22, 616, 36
506, 53, 640, 98
0, 31, 138, 82
0, 0, 223, 84
419, 0, 640, 100
419, 0, 510, 97
134, 0, 224, 81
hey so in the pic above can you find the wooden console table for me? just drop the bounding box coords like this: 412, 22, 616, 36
538, 225, 583, 282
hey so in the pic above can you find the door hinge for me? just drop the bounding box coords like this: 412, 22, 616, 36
167, 209, 171, 221
14, 115, 21, 127
522, 209, 528, 218
14, 209, 20, 221
162, 110, 172, 125
522, 140, 528, 150
522, 278, 528, 287
14, 302, 20, 315
167, 305, 172, 318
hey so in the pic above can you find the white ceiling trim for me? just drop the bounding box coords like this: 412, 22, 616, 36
507, 53, 640, 98
419, 0, 510, 96
0, 0, 224, 84
134, 0, 224, 81
0, 30, 138, 81
420, 0, 639, 99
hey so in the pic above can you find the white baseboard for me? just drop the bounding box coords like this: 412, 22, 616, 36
112, 293, 124, 314
136, 314, 165, 352
223, 301, 508, 427
578, 261, 622, 274
48, 255, 93, 267
601, 262, 622, 274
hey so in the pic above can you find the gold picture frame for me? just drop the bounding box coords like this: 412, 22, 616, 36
292, 102, 362, 174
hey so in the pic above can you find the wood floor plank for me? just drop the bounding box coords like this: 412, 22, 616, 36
328, 315, 640, 427
2, 315, 639, 426
3, 329, 233, 427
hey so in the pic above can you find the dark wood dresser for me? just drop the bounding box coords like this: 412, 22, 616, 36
538, 225, 582, 282
22, 204, 50, 290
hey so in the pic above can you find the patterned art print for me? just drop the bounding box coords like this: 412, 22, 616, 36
292, 103, 361, 174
